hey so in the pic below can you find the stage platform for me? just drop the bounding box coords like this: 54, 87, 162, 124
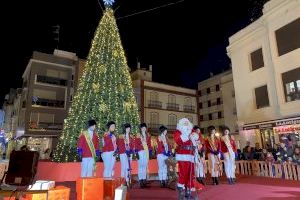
36, 159, 159, 182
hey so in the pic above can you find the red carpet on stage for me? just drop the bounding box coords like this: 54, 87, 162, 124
58, 176, 300, 200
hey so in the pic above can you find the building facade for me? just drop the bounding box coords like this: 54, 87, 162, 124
21, 50, 78, 153
227, 0, 300, 149
198, 70, 238, 140
131, 64, 199, 143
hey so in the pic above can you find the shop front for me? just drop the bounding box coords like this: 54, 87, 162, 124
242, 117, 300, 149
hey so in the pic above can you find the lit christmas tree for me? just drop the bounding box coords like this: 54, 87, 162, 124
53, 0, 140, 162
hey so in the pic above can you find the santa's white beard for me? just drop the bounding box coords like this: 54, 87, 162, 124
179, 126, 192, 137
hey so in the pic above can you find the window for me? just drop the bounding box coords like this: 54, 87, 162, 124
184, 97, 192, 106
198, 90, 202, 96
168, 114, 177, 125
168, 114, 177, 129
150, 112, 159, 126
250, 48, 264, 71
217, 98, 221, 105
255, 85, 270, 109
206, 88, 210, 94
276, 18, 300, 56
200, 115, 204, 121
218, 111, 222, 119
208, 114, 212, 120
150, 91, 159, 101
168, 94, 176, 104
216, 85, 220, 91
207, 100, 211, 107
199, 102, 203, 109
282, 68, 300, 102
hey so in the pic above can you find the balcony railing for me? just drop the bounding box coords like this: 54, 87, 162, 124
183, 105, 195, 112
166, 103, 179, 111
32, 98, 65, 108
29, 122, 63, 131
36, 75, 68, 86
167, 125, 177, 130
148, 100, 162, 109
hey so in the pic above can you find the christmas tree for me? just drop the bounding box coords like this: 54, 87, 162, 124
53, 0, 140, 162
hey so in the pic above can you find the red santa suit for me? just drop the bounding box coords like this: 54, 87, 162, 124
174, 122, 196, 191
221, 135, 237, 179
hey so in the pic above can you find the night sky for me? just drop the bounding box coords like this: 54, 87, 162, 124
0, 0, 264, 106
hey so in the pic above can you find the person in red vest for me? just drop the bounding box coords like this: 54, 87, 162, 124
174, 118, 198, 199
116, 123, 134, 185
134, 123, 153, 188
77, 119, 100, 177
102, 121, 117, 179
205, 126, 221, 185
220, 126, 237, 184
156, 125, 172, 188
193, 125, 206, 185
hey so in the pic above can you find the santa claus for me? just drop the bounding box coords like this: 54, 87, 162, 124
174, 118, 199, 199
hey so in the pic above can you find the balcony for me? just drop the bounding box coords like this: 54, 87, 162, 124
167, 125, 177, 130
36, 75, 68, 87
148, 124, 163, 135
29, 122, 63, 131
183, 105, 195, 113
32, 98, 65, 108
166, 103, 179, 111
148, 100, 162, 109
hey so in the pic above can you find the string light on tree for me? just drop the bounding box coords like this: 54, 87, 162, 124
52, 1, 140, 162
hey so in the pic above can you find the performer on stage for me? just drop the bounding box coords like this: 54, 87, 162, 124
174, 118, 198, 199
102, 121, 117, 179
193, 125, 206, 185
116, 123, 134, 185
205, 126, 221, 185
156, 125, 172, 188
77, 119, 100, 177
134, 123, 153, 188
220, 126, 237, 184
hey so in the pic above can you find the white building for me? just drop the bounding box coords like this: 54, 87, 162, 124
21, 49, 78, 154
227, 0, 300, 149
131, 63, 199, 143
198, 70, 238, 139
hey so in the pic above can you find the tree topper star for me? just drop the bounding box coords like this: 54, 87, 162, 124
103, 0, 114, 6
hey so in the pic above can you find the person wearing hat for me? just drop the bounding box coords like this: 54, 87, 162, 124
205, 125, 221, 185
116, 123, 134, 185
193, 125, 206, 185
77, 119, 100, 177
220, 126, 237, 184
134, 122, 153, 188
174, 118, 198, 199
102, 121, 117, 179
156, 125, 172, 188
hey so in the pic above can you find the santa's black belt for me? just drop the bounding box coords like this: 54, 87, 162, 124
179, 145, 194, 151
